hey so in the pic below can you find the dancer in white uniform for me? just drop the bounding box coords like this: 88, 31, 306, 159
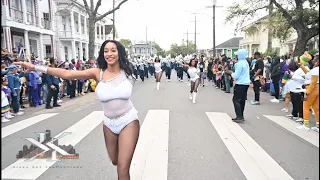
15, 40, 139, 180
149, 57, 163, 90
180, 59, 200, 103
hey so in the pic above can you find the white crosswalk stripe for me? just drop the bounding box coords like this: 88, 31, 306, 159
264, 115, 319, 147
206, 112, 294, 180
2, 110, 318, 180
131, 110, 169, 180
2, 111, 103, 180
2, 113, 59, 139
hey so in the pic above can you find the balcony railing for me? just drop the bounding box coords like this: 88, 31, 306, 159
239, 36, 260, 45
41, 18, 51, 30
10, 8, 23, 23
59, 31, 72, 38
27, 13, 37, 26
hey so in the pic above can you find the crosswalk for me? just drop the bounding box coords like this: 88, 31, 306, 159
1, 110, 319, 180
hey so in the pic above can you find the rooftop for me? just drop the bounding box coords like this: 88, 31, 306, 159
216, 37, 243, 49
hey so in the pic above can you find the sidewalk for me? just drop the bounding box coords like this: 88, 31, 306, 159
20, 92, 96, 115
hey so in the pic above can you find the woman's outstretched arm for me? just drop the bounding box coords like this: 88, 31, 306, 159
14, 62, 99, 81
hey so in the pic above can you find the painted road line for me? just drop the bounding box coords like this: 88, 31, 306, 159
264, 115, 319, 148
206, 112, 294, 180
130, 110, 169, 180
2, 111, 103, 180
2, 113, 58, 139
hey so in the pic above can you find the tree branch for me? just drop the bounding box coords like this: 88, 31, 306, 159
270, 0, 293, 23
82, 0, 90, 14
90, 0, 94, 12
96, 0, 128, 22
307, 25, 319, 39
94, 0, 102, 14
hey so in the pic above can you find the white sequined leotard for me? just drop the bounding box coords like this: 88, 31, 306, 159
95, 69, 138, 134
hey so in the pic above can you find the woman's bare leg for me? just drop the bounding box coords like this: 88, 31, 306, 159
190, 81, 195, 93
103, 125, 119, 166
156, 71, 163, 82
117, 120, 140, 180
193, 78, 200, 93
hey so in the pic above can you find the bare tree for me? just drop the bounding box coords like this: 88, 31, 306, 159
82, 0, 129, 60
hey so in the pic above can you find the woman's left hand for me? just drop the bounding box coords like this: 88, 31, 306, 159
14, 62, 35, 71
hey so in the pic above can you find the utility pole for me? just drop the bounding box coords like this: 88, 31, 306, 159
195, 14, 197, 54
190, 13, 200, 55
146, 26, 148, 44
112, 0, 116, 40
206, 0, 222, 58
183, 30, 189, 50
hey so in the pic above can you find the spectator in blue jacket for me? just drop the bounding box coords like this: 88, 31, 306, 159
7, 65, 24, 115
45, 58, 61, 109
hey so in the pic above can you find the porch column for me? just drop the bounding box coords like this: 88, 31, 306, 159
21, 0, 27, 24
49, 0, 54, 30
95, 45, 98, 58
39, 33, 44, 60
85, 43, 89, 61
95, 23, 97, 40
79, 42, 83, 60
70, 10, 75, 38
103, 24, 106, 41
78, 13, 82, 38
71, 40, 76, 60
50, 35, 55, 58
24, 30, 30, 55
249, 44, 252, 57
3, 26, 12, 53
36, 0, 41, 27
3, 0, 10, 20
99, 24, 102, 41
84, 17, 87, 40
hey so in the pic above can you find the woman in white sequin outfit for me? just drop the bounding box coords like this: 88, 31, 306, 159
15, 40, 139, 180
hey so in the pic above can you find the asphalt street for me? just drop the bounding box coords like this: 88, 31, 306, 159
1, 70, 319, 180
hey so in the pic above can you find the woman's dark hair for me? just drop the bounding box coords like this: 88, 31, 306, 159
49, 57, 55, 65
97, 40, 133, 77
288, 60, 299, 71
155, 57, 160, 62
188, 59, 197, 68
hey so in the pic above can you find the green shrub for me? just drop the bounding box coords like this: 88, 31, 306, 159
262, 50, 278, 57
308, 49, 319, 55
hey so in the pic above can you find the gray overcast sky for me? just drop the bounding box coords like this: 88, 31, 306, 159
99, 0, 240, 50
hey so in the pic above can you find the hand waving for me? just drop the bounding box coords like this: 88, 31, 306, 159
14, 62, 35, 71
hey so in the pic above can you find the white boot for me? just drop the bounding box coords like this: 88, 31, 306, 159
192, 92, 197, 104
156, 82, 160, 90
189, 93, 193, 100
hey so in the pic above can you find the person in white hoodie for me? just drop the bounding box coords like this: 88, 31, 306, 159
286, 59, 308, 123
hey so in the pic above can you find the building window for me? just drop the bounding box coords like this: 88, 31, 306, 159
43, 13, 50, 20
64, 46, 68, 61
76, 21, 79, 32
45, 45, 52, 57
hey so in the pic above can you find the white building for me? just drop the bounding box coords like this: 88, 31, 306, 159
1, 0, 55, 60
129, 42, 157, 58
54, 0, 114, 62
239, 16, 319, 56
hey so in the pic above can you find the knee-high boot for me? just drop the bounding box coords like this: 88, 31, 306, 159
192, 92, 197, 104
